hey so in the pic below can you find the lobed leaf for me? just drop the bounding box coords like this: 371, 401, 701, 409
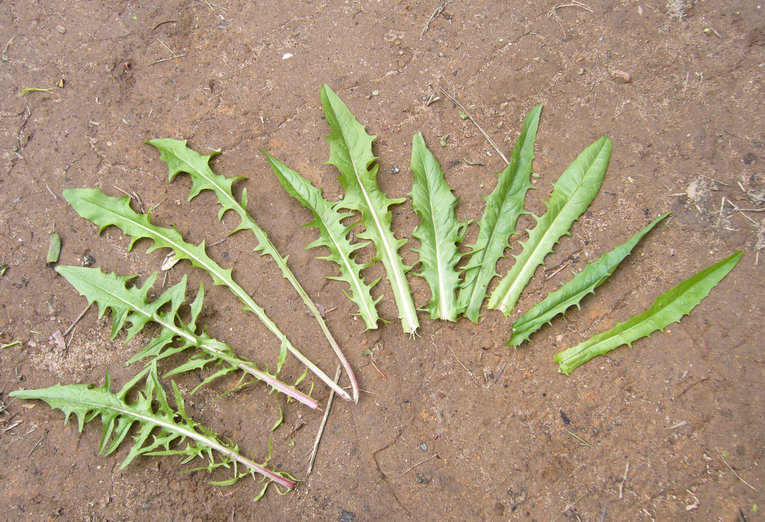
457, 105, 542, 322
55, 265, 317, 408
554, 250, 742, 374
509, 213, 670, 346
263, 150, 382, 329
10, 362, 295, 494
321, 84, 419, 334
62, 188, 350, 401
146, 139, 358, 403
488, 137, 612, 315
409, 132, 466, 321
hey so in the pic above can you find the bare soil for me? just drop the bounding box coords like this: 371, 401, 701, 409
1, 1, 763, 519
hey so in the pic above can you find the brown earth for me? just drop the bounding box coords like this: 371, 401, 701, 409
1, 0, 763, 520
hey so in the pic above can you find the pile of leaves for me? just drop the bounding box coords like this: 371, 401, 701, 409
11, 85, 741, 500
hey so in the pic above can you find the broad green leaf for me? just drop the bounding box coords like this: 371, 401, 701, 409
321, 84, 419, 334
62, 188, 350, 401
554, 251, 742, 374
10, 362, 295, 494
147, 138, 359, 403
509, 213, 670, 346
263, 150, 381, 330
457, 105, 542, 322
55, 265, 317, 408
409, 132, 466, 321
489, 137, 611, 315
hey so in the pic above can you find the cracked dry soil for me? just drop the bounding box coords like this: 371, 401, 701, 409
1, 1, 763, 519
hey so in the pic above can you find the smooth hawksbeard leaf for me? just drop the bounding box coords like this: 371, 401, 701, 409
263, 150, 382, 329
457, 105, 542, 323
554, 250, 742, 374
508, 212, 670, 347
321, 84, 419, 334
10, 362, 295, 494
409, 132, 466, 321
146, 138, 359, 403
55, 265, 318, 408
489, 136, 611, 315
62, 187, 350, 402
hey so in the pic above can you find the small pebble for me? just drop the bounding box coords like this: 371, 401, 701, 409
418, 441, 428, 452
282, 52, 293, 60
611, 69, 632, 83
390, 165, 400, 174
55, 25, 66, 34
416, 473, 430, 484
339, 510, 356, 522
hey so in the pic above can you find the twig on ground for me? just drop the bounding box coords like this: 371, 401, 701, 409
2, 35, 15, 59
440, 88, 509, 165
716, 446, 759, 492
401, 453, 439, 474
152, 20, 178, 31
422, 0, 452, 36
548, 1, 593, 40
369, 359, 388, 380
495, 361, 507, 382
306, 366, 342, 476
447, 343, 481, 387
618, 459, 629, 499
62, 303, 92, 337
28, 432, 46, 457
567, 430, 591, 447
45, 183, 57, 200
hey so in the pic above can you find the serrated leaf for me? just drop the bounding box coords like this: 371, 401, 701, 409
508, 213, 670, 346
321, 84, 419, 334
62, 188, 349, 401
409, 132, 466, 321
489, 136, 611, 315
507, 213, 670, 347
554, 251, 742, 374
457, 105, 542, 322
55, 265, 317, 408
147, 139, 358, 403
10, 362, 295, 494
263, 150, 381, 329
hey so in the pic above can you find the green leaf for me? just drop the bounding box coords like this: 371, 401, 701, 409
554, 251, 742, 374
409, 132, 466, 321
10, 362, 295, 494
509, 213, 670, 346
457, 105, 542, 322
263, 150, 381, 330
321, 84, 419, 334
147, 138, 358, 404
47, 230, 61, 265
62, 188, 349, 402
55, 265, 317, 408
489, 136, 611, 315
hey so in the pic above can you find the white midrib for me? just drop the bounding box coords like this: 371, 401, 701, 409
424, 178, 449, 317
349, 148, 417, 331
497, 152, 604, 313
74, 396, 293, 488
90, 281, 317, 408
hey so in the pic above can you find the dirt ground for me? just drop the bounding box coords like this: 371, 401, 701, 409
1, 0, 763, 519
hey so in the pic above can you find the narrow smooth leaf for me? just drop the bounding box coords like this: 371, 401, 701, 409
554, 250, 742, 374
322, 84, 419, 334
489, 137, 612, 315
55, 265, 317, 408
147, 138, 359, 402
263, 150, 381, 330
509, 213, 670, 346
10, 362, 295, 493
457, 105, 542, 322
409, 132, 466, 321
62, 188, 350, 401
